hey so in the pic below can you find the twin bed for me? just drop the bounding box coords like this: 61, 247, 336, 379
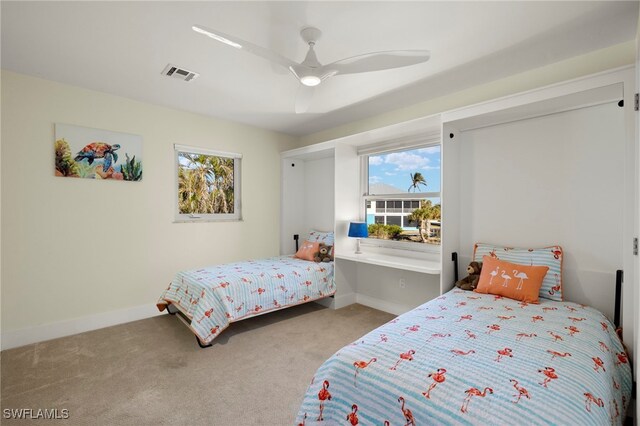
157, 236, 632, 424
295, 289, 631, 425
295, 243, 632, 425
156, 231, 335, 347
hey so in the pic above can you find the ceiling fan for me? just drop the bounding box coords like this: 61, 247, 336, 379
192, 25, 430, 113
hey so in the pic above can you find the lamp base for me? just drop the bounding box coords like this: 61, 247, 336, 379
354, 238, 363, 254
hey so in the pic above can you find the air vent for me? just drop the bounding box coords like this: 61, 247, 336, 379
161, 64, 199, 82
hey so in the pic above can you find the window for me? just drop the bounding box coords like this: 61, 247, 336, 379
363, 144, 441, 250
387, 215, 402, 226
175, 144, 241, 221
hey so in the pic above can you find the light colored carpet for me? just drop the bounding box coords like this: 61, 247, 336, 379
1, 303, 394, 425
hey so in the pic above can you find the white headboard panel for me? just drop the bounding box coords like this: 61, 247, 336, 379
281, 154, 335, 255
457, 102, 625, 319
303, 156, 335, 238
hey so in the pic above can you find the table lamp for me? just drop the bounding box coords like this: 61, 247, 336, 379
348, 222, 368, 254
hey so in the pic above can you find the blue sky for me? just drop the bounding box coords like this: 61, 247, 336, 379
368, 146, 441, 193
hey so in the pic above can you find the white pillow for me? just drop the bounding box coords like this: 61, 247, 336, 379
306, 230, 334, 247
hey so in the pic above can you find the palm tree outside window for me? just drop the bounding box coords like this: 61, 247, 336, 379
175, 144, 242, 222
408, 172, 428, 192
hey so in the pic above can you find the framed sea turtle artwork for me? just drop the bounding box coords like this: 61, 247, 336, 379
54, 123, 143, 181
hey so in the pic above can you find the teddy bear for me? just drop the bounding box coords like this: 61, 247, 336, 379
455, 261, 483, 291
314, 244, 332, 263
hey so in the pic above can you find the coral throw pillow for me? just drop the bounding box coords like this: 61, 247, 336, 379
295, 240, 320, 261
473, 243, 563, 301
475, 256, 549, 303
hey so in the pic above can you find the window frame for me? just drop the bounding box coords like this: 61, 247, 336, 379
360, 142, 441, 254
174, 144, 242, 223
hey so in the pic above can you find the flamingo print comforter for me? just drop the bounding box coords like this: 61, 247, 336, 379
296, 289, 631, 425
157, 256, 334, 345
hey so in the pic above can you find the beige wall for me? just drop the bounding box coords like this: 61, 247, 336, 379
0, 71, 297, 335
300, 40, 635, 146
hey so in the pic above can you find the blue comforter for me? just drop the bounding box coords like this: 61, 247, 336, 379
157, 256, 334, 344
296, 289, 631, 425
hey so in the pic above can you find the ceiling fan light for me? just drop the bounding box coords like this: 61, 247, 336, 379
300, 75, 321, 87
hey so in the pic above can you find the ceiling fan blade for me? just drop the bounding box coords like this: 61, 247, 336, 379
295, 85, 315, 114
193, 25, 297, 70
324, 50, 430, 76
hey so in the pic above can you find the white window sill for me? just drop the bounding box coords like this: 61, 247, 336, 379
360, 238, 441, 255
335, 251, 440, 275
173, 218, 243, 223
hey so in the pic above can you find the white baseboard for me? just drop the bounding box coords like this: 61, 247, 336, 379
1, 294, 404, 351
334, 292, 357, 309
1, 304, 164, 351
315, 292, 408, 316
355, 294, 409, 316
314, 298, 333, 309
314, 292, 357, 310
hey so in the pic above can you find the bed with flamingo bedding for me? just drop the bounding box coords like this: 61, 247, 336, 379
157, 255, 334, 346
295, 289, 632, 425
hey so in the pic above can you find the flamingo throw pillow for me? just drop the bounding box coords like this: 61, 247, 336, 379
474, 256, 549, 303
473, 243, 563, 301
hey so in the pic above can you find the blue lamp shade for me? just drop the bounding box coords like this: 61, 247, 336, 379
348, 222, 368, 238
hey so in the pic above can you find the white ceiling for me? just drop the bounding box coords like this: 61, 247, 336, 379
2, 1, 638, 136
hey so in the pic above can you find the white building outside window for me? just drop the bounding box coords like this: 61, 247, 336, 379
361, 143, 441, 252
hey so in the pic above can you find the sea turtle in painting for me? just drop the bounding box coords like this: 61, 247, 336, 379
74, 142, 120, 171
